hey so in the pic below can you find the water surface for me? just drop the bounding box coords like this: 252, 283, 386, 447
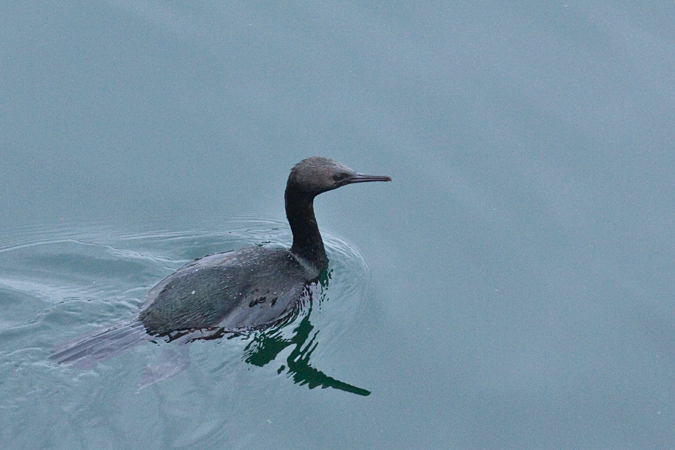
2, 1, 675, 448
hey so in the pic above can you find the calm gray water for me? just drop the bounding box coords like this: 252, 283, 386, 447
2, 1, 675, 449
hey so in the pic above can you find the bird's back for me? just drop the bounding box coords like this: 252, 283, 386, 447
140, 247, 313, 336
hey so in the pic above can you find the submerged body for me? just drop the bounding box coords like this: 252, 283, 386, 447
50, 157, 390, 367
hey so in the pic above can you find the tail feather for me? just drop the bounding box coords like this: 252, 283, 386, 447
50, 320, 151, 368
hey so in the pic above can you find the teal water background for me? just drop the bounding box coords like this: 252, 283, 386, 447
2, 2, 675, 448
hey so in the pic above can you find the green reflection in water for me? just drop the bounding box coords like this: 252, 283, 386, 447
242, 270, 370, 397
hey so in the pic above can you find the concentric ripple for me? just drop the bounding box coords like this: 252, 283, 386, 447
0, 219, 372, 393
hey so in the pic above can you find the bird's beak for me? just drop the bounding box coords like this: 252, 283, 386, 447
345, 173, 392, 184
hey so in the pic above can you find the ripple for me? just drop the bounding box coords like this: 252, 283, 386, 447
0, 219, 372, 388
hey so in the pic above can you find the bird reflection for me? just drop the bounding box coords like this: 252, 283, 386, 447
241, 275, 370, 397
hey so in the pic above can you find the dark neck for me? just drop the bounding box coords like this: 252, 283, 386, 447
285, 185, 328, 273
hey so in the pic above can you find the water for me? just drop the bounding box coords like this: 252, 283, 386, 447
3, 1, 675, 449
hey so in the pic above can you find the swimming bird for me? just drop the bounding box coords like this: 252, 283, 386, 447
50, 157, 391, 367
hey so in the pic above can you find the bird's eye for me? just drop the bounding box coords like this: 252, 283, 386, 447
333, 173, 349, 182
